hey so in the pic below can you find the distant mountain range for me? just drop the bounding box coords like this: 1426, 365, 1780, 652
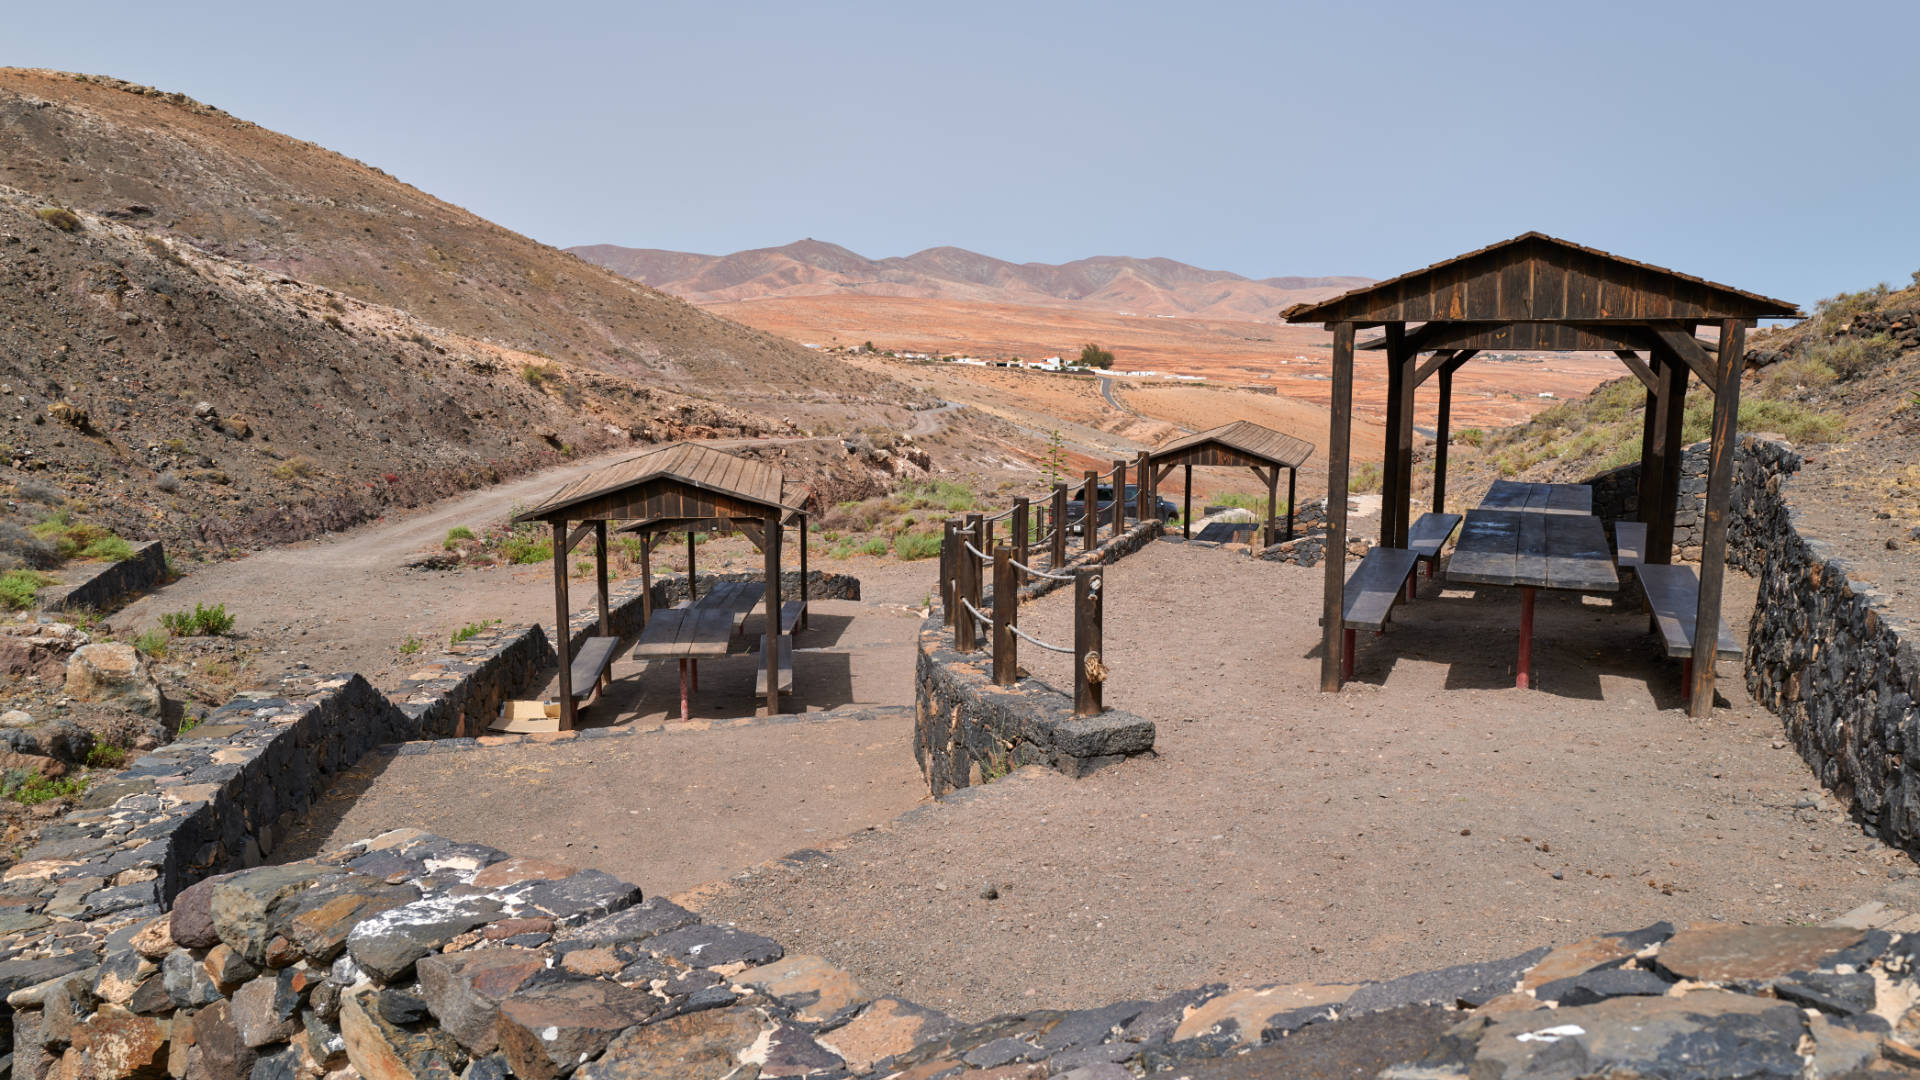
569, 239, 1371, 322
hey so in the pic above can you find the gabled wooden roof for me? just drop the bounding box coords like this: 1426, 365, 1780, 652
515, 442, 802, 523
1282, 232, 1802, 325
1154, 420, 1315, 470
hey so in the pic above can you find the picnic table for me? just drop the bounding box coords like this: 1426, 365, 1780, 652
1479, 480, 1593, 516
1446, 488, 1618, 689
630, 581, 806, 720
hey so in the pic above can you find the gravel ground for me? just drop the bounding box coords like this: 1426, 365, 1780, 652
687, 539, 1919, 1021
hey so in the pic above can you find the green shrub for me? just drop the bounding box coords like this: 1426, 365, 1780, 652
521, 364, 549, 388
399, 635, 422, 656
444, 525, 476, 548
85, 744, 128, 771
1808, 335, 1899, 380
1350, 461, 1382, 493
271, 457, 315, 480
81, 535, 135, 562
3, 769, 86, 805
159, 602, 234, 636
36, 207, 81, 232
450, 619, 499, 645
859, 537, 889, 557
133, 629, 170, 659
500, 535, 552, 565
893, 530, 942, 560
0, 570, 47, 610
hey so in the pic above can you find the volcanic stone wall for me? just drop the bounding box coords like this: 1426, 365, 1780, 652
915, 520, 1160, 795
38, 541, 166, 614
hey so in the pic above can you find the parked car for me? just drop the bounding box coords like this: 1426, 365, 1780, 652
1066, 485, 1177, 534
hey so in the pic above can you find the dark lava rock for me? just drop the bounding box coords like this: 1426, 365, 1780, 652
344, 896, 503, 983
1773, 970, 1877, 1016
567, 897, 698, 947
1345, 946, 1552, 1013
495, 976, 660, 1080
507, 870, 642, 927
1533, 967, 1674, 1007
642, 924, 782, 969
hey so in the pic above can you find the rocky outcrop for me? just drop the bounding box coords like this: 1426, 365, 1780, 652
63, 643, 165, 719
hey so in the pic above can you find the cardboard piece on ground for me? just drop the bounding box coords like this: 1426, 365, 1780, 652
493, 699, 561, 733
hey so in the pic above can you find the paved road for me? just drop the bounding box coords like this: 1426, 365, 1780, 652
1096, 375, 1194, 435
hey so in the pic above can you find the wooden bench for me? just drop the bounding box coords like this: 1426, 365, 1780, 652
1406, 512, 1462, 581
1636, 563, 1740, 687
778, 599, 807, 635
1336, 546, 1420, 681
753, 635, 795, 696
1613, 521, 1647, 569
567, 636, 620, 706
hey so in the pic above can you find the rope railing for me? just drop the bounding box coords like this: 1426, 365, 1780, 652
1007, 557, 1074, 581
1007, 621, 1073, 653
958, 597, 991, 625
941, 527, 1107, 716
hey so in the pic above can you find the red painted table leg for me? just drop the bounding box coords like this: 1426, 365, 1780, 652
678, 659, 690, 721
1405, 574, 1415, 602
1517, 586, 1534, 689
1342, 628, 1355, 683
1426, 559, 1434, 580
1682, 657, 1693, 692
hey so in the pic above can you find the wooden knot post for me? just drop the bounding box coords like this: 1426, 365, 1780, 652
1011, 497, 1030, 586
992, 544, 1017, 685
953, 523, 978, 653
1073, 567, 1104, 716
1082, 470, 1099, 552
1051, 483, 1069, 569
1110, 458, 1126, 538
939, 520, 958, 627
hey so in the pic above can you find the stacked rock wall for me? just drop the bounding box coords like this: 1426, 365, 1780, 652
38, 542, 166, 614
915, 520, 1160, 795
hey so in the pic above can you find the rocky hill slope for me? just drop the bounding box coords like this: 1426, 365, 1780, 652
0, 69, 910, 420
0, 188, 779, 554
572, 237, 1370, 321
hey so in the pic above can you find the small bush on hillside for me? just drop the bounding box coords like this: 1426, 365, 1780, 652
521, 364, 549, 388
36, 207, 81, 232
1814, 284, 1890, 334
3, 769, 86, 806
893, 530, 942, 560
15, 480, 62, 504
271, 457, 315, 481
1079, 343, 1115, 369
85, 744, 128, 771
859, 537, 889, 557
1350, 461, 1382, 494
133, 629, 170, 659
159, 602, 234, 637
1455, 427, 1486, 448
0, 570, 47, 610
444, 525, 476, 550
30, 510, 119, 562
500, 534, 551, 565
81, 535, 135, 562
1809, 334, 1900, 380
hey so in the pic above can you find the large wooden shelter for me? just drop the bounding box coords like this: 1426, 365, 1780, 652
1282, 232, 1800, 714
514, 443, 809, 729
1149, 421, 1315, 543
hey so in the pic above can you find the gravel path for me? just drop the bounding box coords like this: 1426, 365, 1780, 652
687, 540, 1918, 1021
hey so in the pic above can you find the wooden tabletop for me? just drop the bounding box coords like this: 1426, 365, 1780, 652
632, 607, 737, 658
691, 580, 768, 631
1479, 480, 1593, 516
1446, 509, 1619, 592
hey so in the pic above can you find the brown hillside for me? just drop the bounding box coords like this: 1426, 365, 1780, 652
0, 189, 781, 555
570, 238, 1370, 321
0, 69, 912, 419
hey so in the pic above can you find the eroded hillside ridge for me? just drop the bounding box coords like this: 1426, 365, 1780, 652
0, 69, 917, 413
572, 237, 1371, 321
0, 188, 783, 551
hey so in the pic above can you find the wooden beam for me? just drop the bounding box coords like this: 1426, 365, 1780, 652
797, 514, 809, 631
1444, 348, 1479, 372
762, 509, 782, 716
1689, 320, 1744, 716
1322, 322, 1355, 692
594, 521, 609, 639
1647, 345, 1688, 564
1614, 349, 1659, 393
1652, 326, 1720, 387
1381, 325, 1405, 548
564, 523, 595, 555
1433, 366, 1453, 514
1636, 350, 1662, 521
1413, 349, 1457, 387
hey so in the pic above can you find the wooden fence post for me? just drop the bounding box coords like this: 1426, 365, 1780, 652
940, 520, 957, 626
1012, 497, 1030, 585
954, 529, 976, 652
1051, 483, 1069, 568
1082, 471, 1098, 552
1110, 459, 1126, 538
1135, 452, 1151, 525
992, 544, 1017, 685
1073, 567, 1103, 716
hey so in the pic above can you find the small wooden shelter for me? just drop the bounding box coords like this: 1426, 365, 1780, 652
513, 443, 809, 729
1149, 421, 1315, 543
1282, 232, 1800, 714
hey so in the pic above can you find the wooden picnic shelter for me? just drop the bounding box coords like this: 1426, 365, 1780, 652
1148, 421, 1315, 544
1282, 232, 1800, 714
514, 442, 810, 729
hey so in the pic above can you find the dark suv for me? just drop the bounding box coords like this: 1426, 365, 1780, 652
1066, 485, 1177, 534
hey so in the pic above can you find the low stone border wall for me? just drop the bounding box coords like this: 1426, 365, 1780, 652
10, 829, 1912, 1080
650, 569, 861, 609
916, 519, 1161, 795
37, 541, 165, 614
389, 623, 559, 740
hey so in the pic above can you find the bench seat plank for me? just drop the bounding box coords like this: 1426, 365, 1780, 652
778, 599, 806, 635
1342, 547, 1420, 632
1638, 563, 1740, 660
568, 636, 619, 704
1406, 512, 1462, 559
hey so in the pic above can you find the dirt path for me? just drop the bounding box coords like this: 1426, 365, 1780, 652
687, 541, 1915, 1020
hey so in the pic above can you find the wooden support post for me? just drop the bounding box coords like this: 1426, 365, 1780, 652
1135, 452, 1151, 524
1265, 465, 1280, 548
1073, 567, 1103, 716
797, 514, 809, 631
1392, 329, 1415, 548
762, 511, 781, 716
1434, 366, 1454, 513
686, 531, 698, 601
1082, 471, 1098, 552
1051, 483, 1068, 568
1012, 498, 1029, 585
1286, 468, 1297, 541
1636, 351, 1663, 521
1322, 322, 1356, 691
992, 545, 1016, 685
552, 520, 574, 731
639, 532, 653, 623
1690, 320, 1745, 716
983, 516, 995, 562
1648, 346, 1688, 564
1111, 458, 1126, 538
1381, 325, 1406, 547
1183, 463, 1193, 539
940, 521, 956, 626
594, 522, 610, 665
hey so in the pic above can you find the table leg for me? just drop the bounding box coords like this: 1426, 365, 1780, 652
1405, 574, 1415, 602
1426, 559, 1434, 580
1682, 657, 1692, 692
1517, 586, 1534, 690
1342, 628, 1355, 683
678, 659, 690, 721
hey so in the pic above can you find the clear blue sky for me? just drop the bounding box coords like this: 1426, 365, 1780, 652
12, 0, 1918, 308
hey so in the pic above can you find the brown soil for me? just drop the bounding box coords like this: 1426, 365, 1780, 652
687, 541, 1915, 1020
